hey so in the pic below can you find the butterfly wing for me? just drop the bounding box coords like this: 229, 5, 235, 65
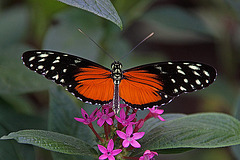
22, 50, 114, 105
120, 61, 216, 110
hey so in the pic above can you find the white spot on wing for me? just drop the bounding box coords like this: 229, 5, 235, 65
174, 88, 178, 93
53, 60, 60, 63
56, 56, 60, 60
171, 79, 176, 83
203, 70, 210, 77
29, 56, 35, 61
39, 54, 48, 58
74, 59, 81, 63
184, 79, 188, 83
189, 65, 200, 70
178, 70, 185, 75
63, 69, 67, 73
180, 86, 187, 91
195, 79, 201, 85
38, 65, 44, 69
30, 64, 33, 67
38, 58, 45, 62
193, 71, 200, 76
51, 66, 55, 70
52, 74, 59, 80
168, 62, 173, 65
177, 66, 181, 70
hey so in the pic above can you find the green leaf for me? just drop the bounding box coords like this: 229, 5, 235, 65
1, 130, 98, 157
57, 0, 122, 29
140, 114, 186, 134
137, 113, 240, 155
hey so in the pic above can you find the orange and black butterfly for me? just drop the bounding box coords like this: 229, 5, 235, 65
22, 50, 216, 114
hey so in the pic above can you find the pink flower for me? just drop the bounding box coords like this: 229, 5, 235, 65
97, 108, 115, 127
98, 139, 122, 160
74, 108, 98, 125
148, 106, 165, 121
116, 124, 145, 148
115, 109, 136, 127
139, 150, 158, 160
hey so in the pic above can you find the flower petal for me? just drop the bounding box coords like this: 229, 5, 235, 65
127, 113, 136, 121
119, 109, 126, 119
115, 115, 122, 123
130, 139, 141, 148
133, 132, 145, 140
139, 156, 144, 160
98, 144, 107, 153
158, 115, 165, 121
108, 155, 115, 160
97, 119, 105, 127
116, 130, 126, 139
108, 111, 115, 117
112, 149, 122, 156
81, 108, 88, 118
99, 154, 108, 159
122, 139, 130, 148
107, 139, 114, 151
155, 109, 164, 114
74, 118, 85, 123
126, 124, 133, 135
106, 117, 113, 125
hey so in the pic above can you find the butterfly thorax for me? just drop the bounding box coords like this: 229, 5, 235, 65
111, 61, 123, 85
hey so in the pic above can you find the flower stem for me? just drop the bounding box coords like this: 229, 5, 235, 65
104, 123, 109, 141
144, 112, 152, 121
88, 123, 104, 143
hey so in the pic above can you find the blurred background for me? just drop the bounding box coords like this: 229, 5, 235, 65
0, 0, 240, 159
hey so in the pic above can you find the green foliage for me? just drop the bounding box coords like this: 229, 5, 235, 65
1, 130, 98, 157
57, 0, 122, 29
140, 113, 240, 151
0, 0, 240, 159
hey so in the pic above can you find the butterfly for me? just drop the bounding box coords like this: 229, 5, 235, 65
22, 50, 217, 114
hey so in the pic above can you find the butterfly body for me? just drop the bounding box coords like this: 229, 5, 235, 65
22, 50, 217, 114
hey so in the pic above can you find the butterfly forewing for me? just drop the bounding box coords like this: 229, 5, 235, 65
22, 50, 114, 105
22, 50, 217, 111
121, 61, 216, 109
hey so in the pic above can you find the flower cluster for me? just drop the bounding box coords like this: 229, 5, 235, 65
75, 104, 165, 160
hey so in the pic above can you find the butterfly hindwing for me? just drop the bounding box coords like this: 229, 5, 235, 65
22, 50, 114, 105
120, 61, 216, 109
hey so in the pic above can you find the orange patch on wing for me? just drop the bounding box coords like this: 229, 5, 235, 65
120, 70, 163, 105
74, 66, 114, 102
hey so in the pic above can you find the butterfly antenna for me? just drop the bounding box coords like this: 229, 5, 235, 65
78, 29, 115, 61
119, 32, 154, 61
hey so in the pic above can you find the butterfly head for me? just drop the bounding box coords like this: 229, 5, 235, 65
111, 61, 122, 70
